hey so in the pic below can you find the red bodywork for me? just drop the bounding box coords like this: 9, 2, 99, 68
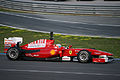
4, 37, 113, 63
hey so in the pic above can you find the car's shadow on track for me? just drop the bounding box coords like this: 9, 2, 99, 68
15, 57, 120, 64
0, 55, 119, 64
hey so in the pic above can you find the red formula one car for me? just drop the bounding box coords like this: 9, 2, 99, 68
4, 32, 113, 63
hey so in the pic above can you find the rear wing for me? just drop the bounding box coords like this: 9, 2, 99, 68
4, 37, 23, 53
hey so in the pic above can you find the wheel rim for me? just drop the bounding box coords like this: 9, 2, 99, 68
8, 48, 19, 59
79, 51, 89, 61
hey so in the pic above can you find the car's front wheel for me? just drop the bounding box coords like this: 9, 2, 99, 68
77, 50, 92, 63
6, 47, 21, 60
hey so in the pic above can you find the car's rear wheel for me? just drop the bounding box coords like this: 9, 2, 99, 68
6, 47, 21, 60
77, 50, 92, 63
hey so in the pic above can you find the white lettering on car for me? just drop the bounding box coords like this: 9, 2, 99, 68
28, 39, 46, 48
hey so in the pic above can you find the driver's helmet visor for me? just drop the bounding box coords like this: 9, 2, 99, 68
56, 44, 61, 48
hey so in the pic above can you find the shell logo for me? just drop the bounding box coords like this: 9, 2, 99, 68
50, 50, 56, 55
69, 50, 72, 55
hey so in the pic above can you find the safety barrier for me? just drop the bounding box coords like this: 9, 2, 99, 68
0, 0, 120, 15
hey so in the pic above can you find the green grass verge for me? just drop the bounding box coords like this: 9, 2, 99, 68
0, 26, 120, 58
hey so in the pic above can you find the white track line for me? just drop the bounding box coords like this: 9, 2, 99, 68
0, 23, 120, 38
0, 11, 98, 31
0, 69, 120, 76
0, 24, 49, 33
0, 11, 120, 27
0, 11, 81, 24
0, 23, 91, 35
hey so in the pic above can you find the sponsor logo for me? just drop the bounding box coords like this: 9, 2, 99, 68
28, 39, 46, 48
34, 55, 39, 57
50, 50, 56, 55
69, 50, 72, 55
4, 40, 14, 44
94, 52, 101, 54
62, 56, 70, 61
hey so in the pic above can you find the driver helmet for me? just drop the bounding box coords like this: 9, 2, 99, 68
56, 44, 61, 48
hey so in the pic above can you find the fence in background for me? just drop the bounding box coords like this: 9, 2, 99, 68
0, 0, 120, 15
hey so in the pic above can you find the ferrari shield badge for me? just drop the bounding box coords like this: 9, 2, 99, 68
69, 50, 72, 55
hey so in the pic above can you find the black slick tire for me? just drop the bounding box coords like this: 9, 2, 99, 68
77, 50, 92, 63
6, 47, 21, 61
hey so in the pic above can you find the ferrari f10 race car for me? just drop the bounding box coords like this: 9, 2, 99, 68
4, 32, 114, 63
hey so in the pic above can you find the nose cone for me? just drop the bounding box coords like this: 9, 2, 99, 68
91, 49, 113, 56
99, 50, 113, 56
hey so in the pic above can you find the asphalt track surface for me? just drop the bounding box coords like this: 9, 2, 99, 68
0, 11, 120, 37
0, 55, 120, 80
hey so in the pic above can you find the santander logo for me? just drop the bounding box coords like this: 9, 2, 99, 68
28, 39, 46, 48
